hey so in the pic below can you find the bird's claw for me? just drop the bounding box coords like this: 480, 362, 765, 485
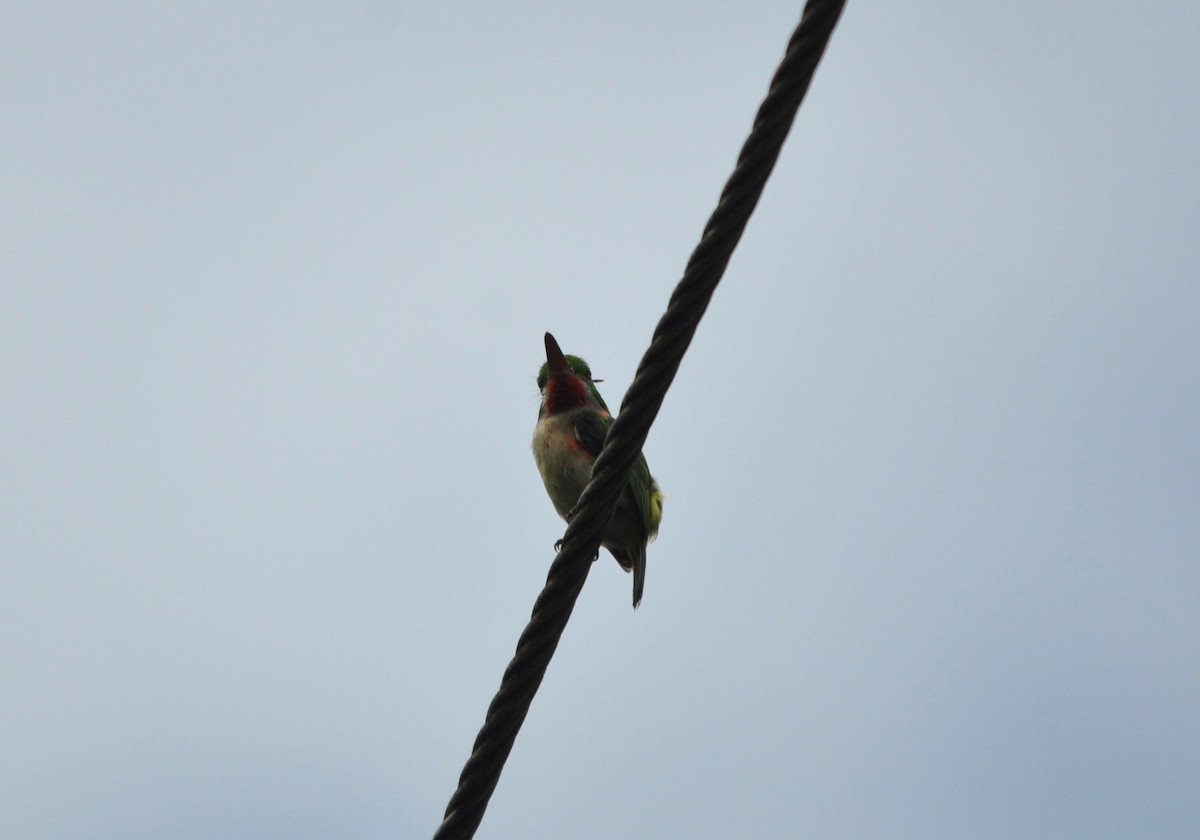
553, 539, 599, 562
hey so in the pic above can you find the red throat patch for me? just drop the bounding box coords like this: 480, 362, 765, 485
544, 375, 590, 414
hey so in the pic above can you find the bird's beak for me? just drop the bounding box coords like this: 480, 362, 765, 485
544, 332, 570, 374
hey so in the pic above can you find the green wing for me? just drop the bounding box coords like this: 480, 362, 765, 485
572, 410, 610, 459
574, 411, 662, 539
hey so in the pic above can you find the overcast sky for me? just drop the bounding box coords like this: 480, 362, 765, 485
3, 3, 1198, 838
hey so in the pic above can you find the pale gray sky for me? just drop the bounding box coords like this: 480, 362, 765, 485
3, 3, 1198, 838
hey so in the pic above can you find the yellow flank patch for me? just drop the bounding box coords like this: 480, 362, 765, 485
647, 486, 664, 540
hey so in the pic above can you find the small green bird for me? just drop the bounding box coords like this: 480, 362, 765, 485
532, 332, 663, 608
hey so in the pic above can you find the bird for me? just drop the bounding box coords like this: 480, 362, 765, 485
531, 332, 663, 608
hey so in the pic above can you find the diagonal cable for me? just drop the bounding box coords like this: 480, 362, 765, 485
433, 2, 846, 837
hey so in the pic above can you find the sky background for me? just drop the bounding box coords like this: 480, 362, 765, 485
3, 2, 1198, 838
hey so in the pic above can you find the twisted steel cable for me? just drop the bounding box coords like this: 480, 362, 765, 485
433, 2, 846, 837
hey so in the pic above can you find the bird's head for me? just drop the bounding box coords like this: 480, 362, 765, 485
537, 332, 610, 416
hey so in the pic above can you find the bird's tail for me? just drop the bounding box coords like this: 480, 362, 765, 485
631, 543, 646, 609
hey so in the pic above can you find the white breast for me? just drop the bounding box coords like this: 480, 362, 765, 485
531, 413, 594, 521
